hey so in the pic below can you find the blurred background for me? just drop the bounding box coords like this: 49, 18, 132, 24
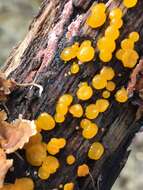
0, 0, 143, 189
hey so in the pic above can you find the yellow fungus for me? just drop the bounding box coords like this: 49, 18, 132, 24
97, 37, 116, 52
110, 18, 123, 29
58, 94, 73, 106
80, 119, 91, 129
95, 99, 109, 113
64, 183, 74, 190
106, 81, 116, 92
123, 0, 138, 8
69, 104, 83, 118
100, 67, 115, 81
56, 103, 68, 115
77, 164, 89, 177
47, 138, 66, 155
102, 90, 111, 99
85, 104, 99, 119
109, 8, 123, 20
38, 167, 50, 180
105, 26, 120, 40
76, 84, 93, 101
15, 178, 34, 190
116, 49, 125, 60
36, 112, 55, 131
82, 123, 98, 139
129, 32, 139, 42
115, 87, 128, 103
54, 113, 65, 123
88, 142, 104, 160
92, 74, 107, 90
70, 63, 80, 74
121, 39, 134, 50
42, 156, 60, 174
99, 50, 112, 62
122, 49, 139, 68
26, 144, 47, 166
77, 45, 95, 62
66, 155, 76, 165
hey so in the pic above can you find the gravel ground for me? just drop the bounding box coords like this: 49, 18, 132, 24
0, 1, 143, 189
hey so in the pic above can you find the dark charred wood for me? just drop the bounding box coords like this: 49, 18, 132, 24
2, 0, 143, 189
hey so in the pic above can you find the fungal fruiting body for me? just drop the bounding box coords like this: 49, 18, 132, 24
69, 104, 83, 118
98, 8, 123, 62
86, 3, 106, 28
64, 183, 74, 190
47, 138, 66, 155
36, 113, 55, 131
1, 178, 34, 190
77, 164, 89, 177
88, 142, 104, 160
66, 155, 76, 165
82, 122, 98, 139
123, 0, 138, 8
55, 94, 73, 123
115, 87, 128, 103
76, 83, 93, 101
38, 156, 60, 180
116, 32, 139, 68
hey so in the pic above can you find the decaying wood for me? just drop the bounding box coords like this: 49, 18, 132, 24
2, 0, 143, 189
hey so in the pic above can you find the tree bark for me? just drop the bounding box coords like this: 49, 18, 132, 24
2, 0, 143, 189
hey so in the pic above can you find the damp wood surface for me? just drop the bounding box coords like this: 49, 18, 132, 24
2, 0, 143, 190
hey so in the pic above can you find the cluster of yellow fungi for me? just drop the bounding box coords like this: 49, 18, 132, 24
0, 178, 34, 190
2, 1, 139, 190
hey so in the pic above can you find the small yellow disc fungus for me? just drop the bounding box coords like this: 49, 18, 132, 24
95, 99, 109, 113
123, 0, 138, 8
66, 155, 76, 165
76, 84, 93, 101
88, 142, 104, 160
106, 81, 116, 92
81, 40, 92, 47
69, 104, 83, 118
15, 178, 34, 190
42, 156, 60, 174
105, 26, 120, 40
60, 47, 75, 61
26, 144, 47, 166
77, 164, 89, 177
77, 45, 95, 62
102, 90, 111, 99
100, 67, 115, 81
86, 3, 106, 28
92, 74, 107, 90
64, 183, 74, 190
36, 112, 55, 131
38, 167, 50, 180
99, 50, 112, 62
58, 94, 73, 106
110, 18, 123, 29
122, 49, 139, 68
47, 138, 66, 155
82, 123, 98, 139
121, 39, 134, 50
115, 87, 128, 103
97, 37, 116, 52
54, 113, 65, 123
109, 8, 123, 20
85, 104, 99, 119
129, 32, 139, 42
24, 133, 42, 149
56, 103, 68, 115
80, 119, 91, 129
70, 63, 80, 74
116, 49, 125, 60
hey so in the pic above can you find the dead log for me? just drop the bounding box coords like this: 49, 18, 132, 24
2, 0, 143, 189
